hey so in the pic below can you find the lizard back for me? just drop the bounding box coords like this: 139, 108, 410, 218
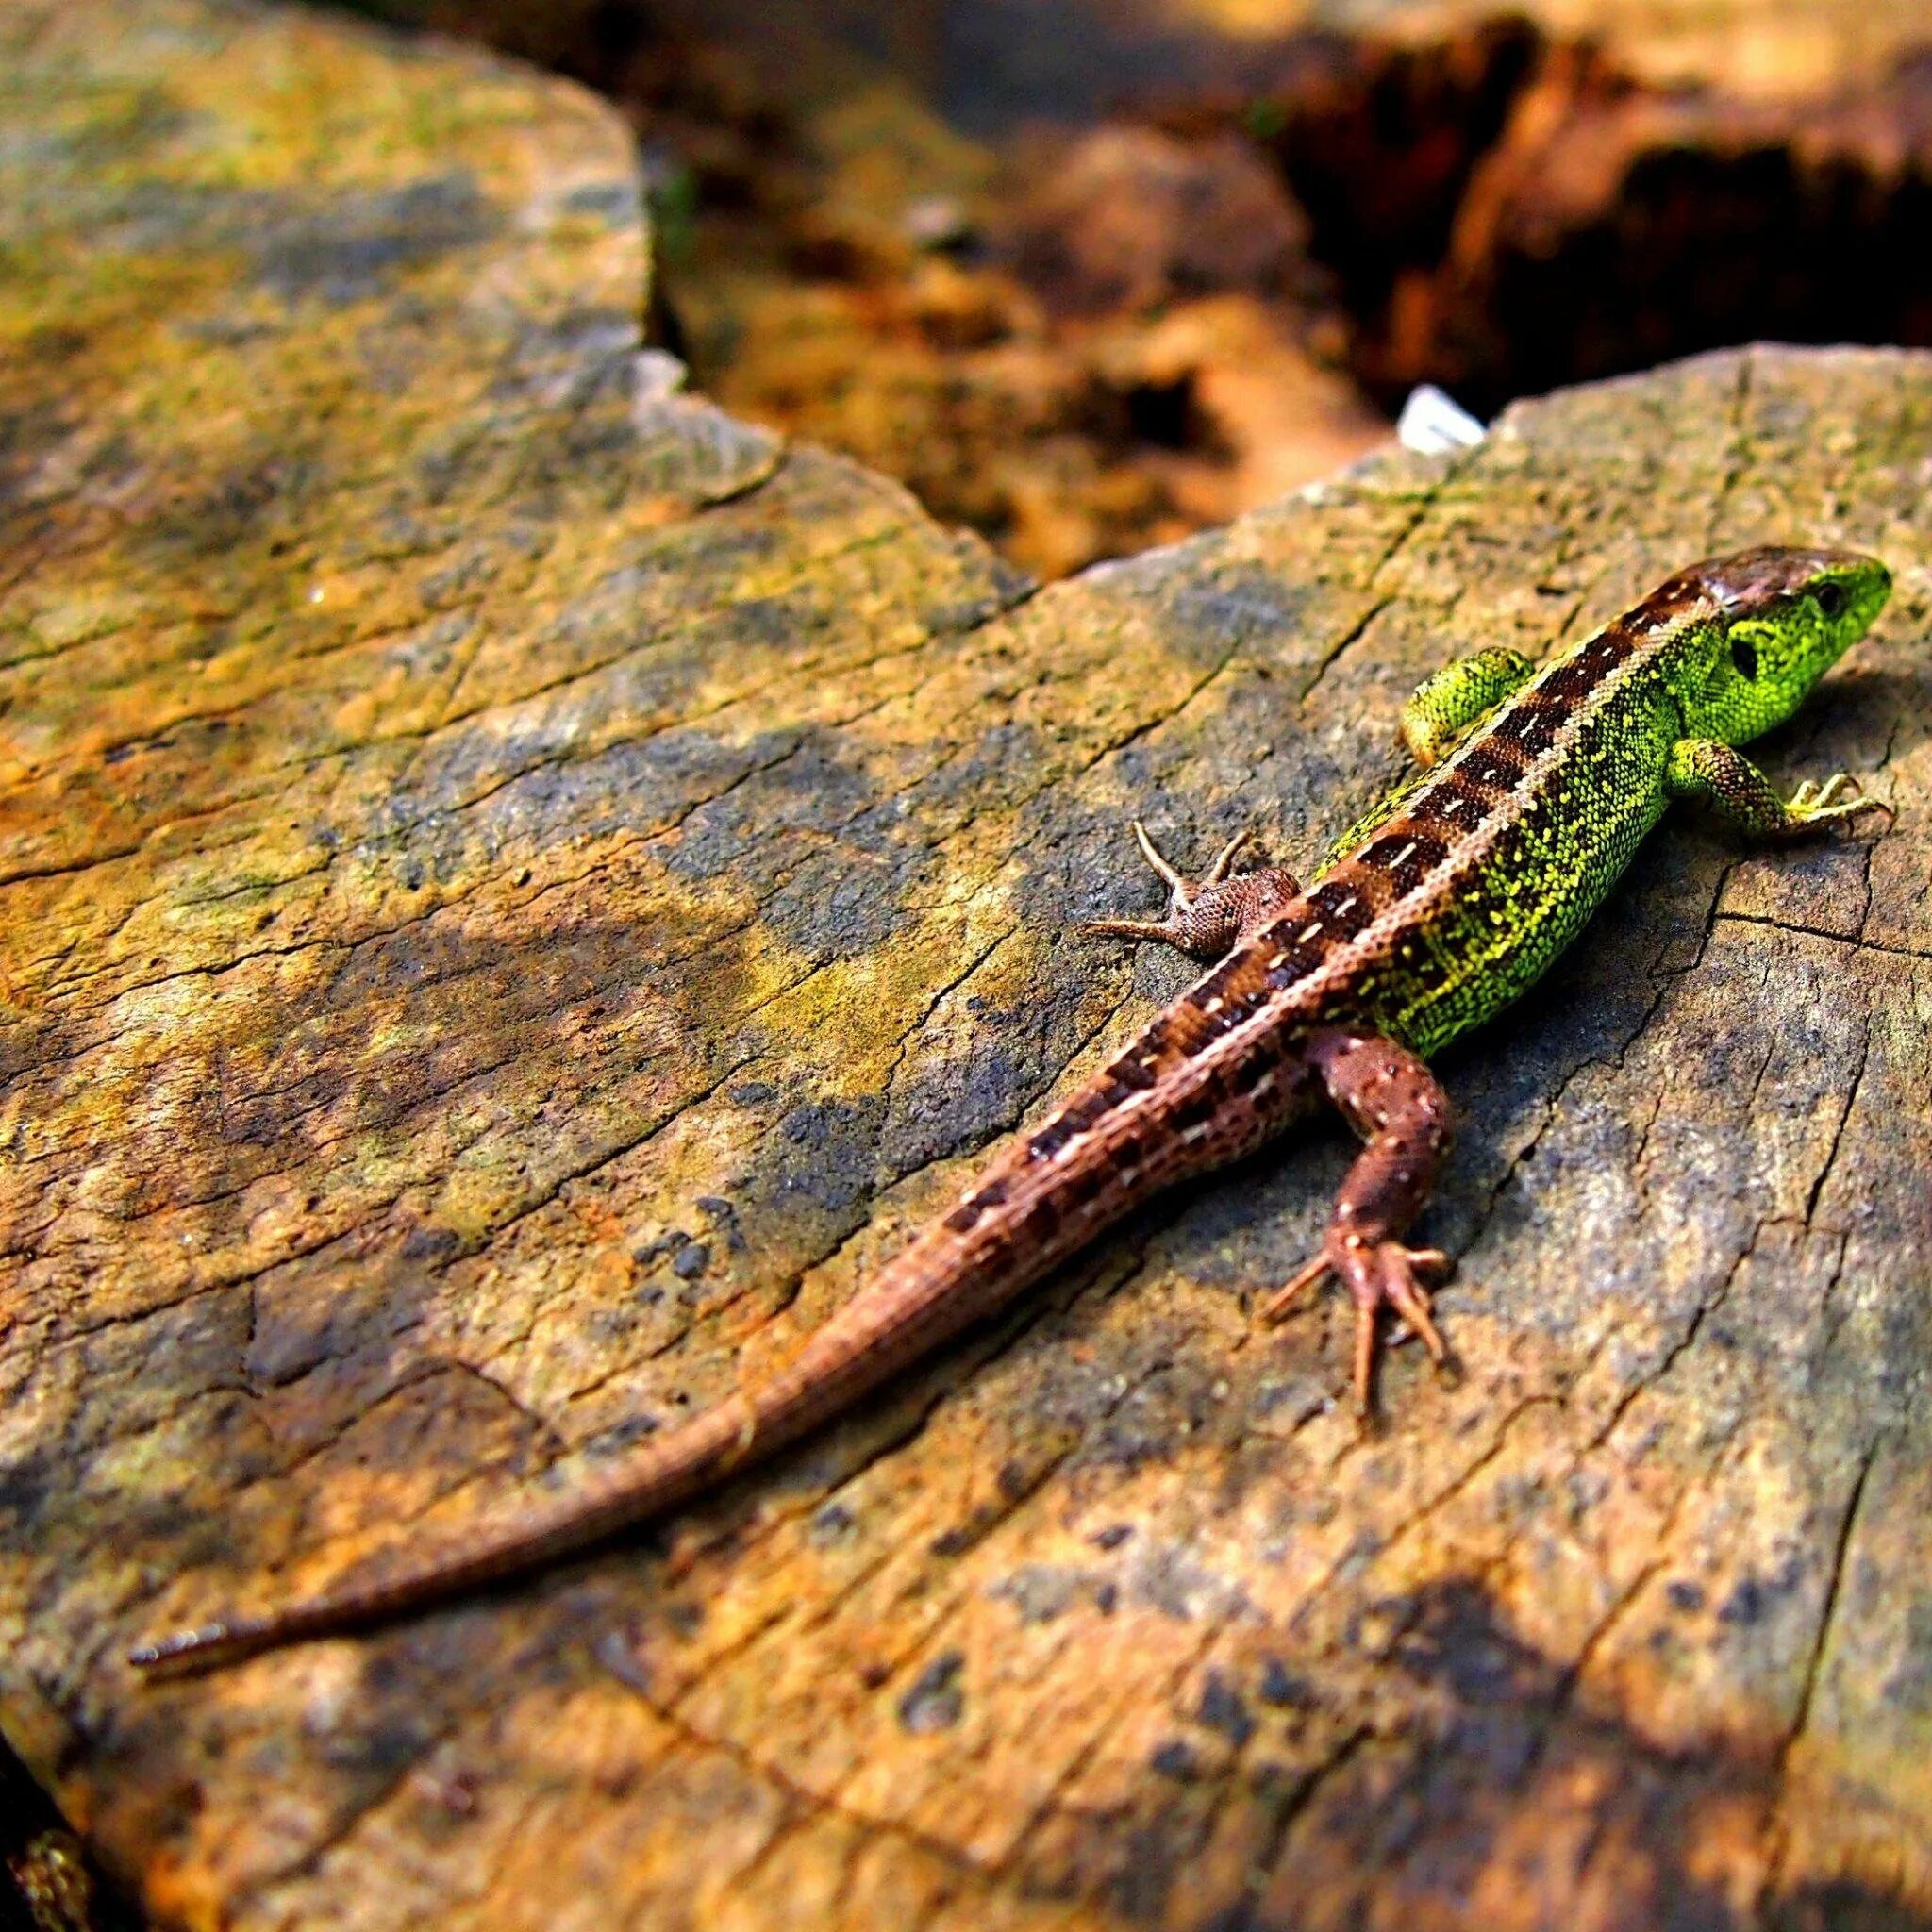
132, 546, 1887, 1671
1315, 586, 1694, 1056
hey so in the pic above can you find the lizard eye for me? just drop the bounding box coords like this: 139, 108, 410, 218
1815, 581, 1847, 619
1729, 633, 1758, 679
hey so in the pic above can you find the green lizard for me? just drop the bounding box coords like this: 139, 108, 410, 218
133, 543, 1892, 1672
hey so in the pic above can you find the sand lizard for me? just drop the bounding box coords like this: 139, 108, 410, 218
133, 543, 1892, 1671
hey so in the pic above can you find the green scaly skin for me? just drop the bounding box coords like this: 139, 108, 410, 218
129, 545, 1891, 1674
1332, 545, 1891, 1056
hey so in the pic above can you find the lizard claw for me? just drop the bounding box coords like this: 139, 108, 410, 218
1258, 1237, 1457, 1414
1784, 774, 1893, 832
1080, 821, 1300, 962
1112, 820, 1251, 911
1078, 822, 1220, 949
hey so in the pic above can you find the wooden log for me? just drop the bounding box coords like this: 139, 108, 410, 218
2, 3, 1929, 1928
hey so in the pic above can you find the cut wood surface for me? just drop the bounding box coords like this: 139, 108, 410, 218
4, 3, 1932, 1929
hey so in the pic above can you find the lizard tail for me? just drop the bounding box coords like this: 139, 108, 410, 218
125, 1197, 1080, 1674
128, 980, 1312, 1674
126, 1391, 759, 1673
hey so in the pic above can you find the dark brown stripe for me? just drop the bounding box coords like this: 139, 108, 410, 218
1193, 953, 1248, 1004
1047, 1159, 1108, 1214
1017, 1197, 1061, 1241
1264, 941, 1325, 989
1144, 999, 1224, 1069
1170, 951, 1274, 1044
1224, 983, 1274, 1027
1074, 1080, 1124, 1124
1231, 1035, 1303, 1099
1184, 978, 1273, 1054
1541, 657, 1597, 703
1458, 739, 1528, 791
1025, 1007, 1198, 1166
944, 1173, 1011, 1232
1357, 827, 1447, 894
1541, 626, 1631, 703
1027, 1118, 1077, 1162
1163, 1080, 1227, 1139
1412, 770, 1491, 832
1493, 693, 1567, 756
1624, 575, 1706, 634
1328, 857, 1397, 916
1307, 878, 1374, 941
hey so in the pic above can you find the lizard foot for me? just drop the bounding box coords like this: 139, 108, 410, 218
1079, 821, 1299, 961
1259, 1237, 1456, 1415
1782, 773, 1893, 835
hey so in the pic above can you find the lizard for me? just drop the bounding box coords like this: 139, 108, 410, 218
130, 542, 1893, 1673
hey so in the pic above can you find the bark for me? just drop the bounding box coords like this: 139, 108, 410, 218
2, 3, 1929, 1929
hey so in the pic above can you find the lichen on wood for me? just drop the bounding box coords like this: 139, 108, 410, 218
2, 3, 1930, 1930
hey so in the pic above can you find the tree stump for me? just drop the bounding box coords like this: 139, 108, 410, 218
3, 3, 1930, 1929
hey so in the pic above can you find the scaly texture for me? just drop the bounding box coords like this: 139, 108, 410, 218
127, 542, 1891, 1668
4, 3, 1932, 1930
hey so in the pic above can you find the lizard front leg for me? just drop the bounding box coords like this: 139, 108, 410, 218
1082, 821, 1301, 961
1260, 1027, 1455, 1415
1319, 647, 1540, 862
1401, 645, 1535, 766
1665, 740, 1891, 838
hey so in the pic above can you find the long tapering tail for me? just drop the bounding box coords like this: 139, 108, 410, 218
129, 962, 1314, 1674
127, 1174, 1103, 1672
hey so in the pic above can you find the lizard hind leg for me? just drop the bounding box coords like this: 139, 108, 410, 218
1080, 820, 1302, 962
1258, 1027, 1458, 1416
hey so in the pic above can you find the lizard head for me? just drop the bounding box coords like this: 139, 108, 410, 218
1659, 544, 1890, 745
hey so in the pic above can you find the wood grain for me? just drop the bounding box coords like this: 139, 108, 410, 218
2, 3, 1929, 1927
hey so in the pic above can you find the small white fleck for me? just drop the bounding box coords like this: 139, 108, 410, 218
1296, 922, 1324, 943
1396, 384, 1486, 453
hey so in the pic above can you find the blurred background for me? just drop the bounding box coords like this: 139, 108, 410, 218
341, 0, 1932, 580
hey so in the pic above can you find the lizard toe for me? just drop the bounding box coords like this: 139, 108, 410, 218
1273, 1234, 1457, 1414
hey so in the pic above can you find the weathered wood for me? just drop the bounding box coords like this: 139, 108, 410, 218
3, 4, 1931, 1930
